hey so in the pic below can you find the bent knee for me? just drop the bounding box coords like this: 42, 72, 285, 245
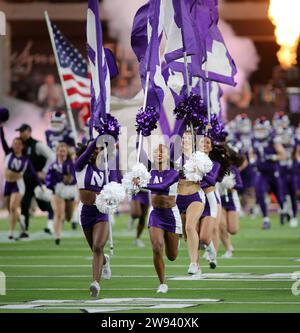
152, 242, 163, 255
166, 252, 177, 261
93, 244, 105, 254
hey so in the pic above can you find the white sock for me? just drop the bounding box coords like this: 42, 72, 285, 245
71, 210, 78, 223
263, 217, 270, 222
47, 220, 54, 230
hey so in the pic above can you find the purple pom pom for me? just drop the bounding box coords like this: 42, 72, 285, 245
0, 108, 9, 123
94, 114, 121, 140
136, 105, 160, 137
197, 114, 227, 142
173, 94, 207, 128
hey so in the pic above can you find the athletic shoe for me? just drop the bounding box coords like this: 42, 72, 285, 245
102, 254, 112, 280
71, 222, 78, 230
8, 235, 14, 241
206, 242, 217, 269
289, 218, 298, 228
19, 232, 29, 239
222, 250, 233, 259
262, 220, 271, 230
157, 284, 168, 293
44, 228, 52, 235
134, 239, 145, 248
188, 263, 199, 275
55, 239, 61, 245
202, 250, 209, 261
89, 281, 100, 298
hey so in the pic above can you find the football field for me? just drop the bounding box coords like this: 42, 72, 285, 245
0, 213, 300, 313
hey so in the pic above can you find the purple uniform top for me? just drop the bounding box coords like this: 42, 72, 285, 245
46, 159, 76, 191
201, 161, 221, 189
45, 128, 75, 151
144, 169, 179, 196
253, 136, 281, 172
233, 133, 252, 157
1, 127, 41, 185
75, 138, 107, 193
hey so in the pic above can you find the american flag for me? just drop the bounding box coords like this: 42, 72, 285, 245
51, 22, 91, 111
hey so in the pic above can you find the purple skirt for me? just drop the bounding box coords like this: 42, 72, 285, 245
176, 190, 205, 214
4, 180, 25, 197
148, 206, 182, 234
221, 191, 241, 212
132, 191, 150, 206
79, 203, 108, 229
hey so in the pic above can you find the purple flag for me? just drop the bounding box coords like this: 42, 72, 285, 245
87, 0, 110, 125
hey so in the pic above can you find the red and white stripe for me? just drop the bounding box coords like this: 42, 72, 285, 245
61, 67, 91, 110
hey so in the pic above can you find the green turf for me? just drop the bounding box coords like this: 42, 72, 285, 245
0, 213, 300, 313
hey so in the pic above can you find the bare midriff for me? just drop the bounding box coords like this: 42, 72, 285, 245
79, 189, 99, 205
151, 194, 176, 209
5, 169, 23, 182
177, 179, 200, 195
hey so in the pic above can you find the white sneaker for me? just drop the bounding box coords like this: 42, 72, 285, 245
222, 250, 233, 259
188, 263, 199, 275
289, 218, 298, 228
89, 281, 100, 298
134, 239, 145, 248
202, 250, 209, 261
157, 284, 168, 293
206, 242, 217, 269
102, 254, 111, 280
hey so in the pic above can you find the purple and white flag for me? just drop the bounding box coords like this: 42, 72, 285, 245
87, 0, 110, 126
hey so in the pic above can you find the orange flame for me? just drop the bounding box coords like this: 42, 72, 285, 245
268, 0, 300, 69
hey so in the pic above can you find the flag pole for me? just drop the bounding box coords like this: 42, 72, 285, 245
44, 11, 78, 142
205, 63, 211, 125
136, 71, 150, 164
103, 144, 114, 256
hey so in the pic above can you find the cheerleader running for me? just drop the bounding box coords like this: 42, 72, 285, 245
75, 137, 111, 297
176, 130, 206, 275
45, 142, 77, 245
198, 135, 230, 269
0, 123, 41, 240
134, 144, 182, 293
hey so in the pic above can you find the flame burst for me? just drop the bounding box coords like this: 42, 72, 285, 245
268, 0, 300, 69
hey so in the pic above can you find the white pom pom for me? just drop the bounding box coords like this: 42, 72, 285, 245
122, 163, 151, 195
55, 183, 77, 200
219, 172, 236, 194
184, 151, 213, 182
96, 181, 126, 214
34, 185, 53, 202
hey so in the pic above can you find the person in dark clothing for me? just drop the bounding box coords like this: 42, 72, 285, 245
15, 124, 55, 237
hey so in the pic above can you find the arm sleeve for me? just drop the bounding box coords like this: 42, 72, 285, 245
201, 162, 221, 188
75, 138, 97, 171
0, 127, 11, 155
35, 141, 56, 173
144, 170, 179, 191
27, 160, 42, 187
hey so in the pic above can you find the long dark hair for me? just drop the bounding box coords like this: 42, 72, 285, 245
225, 145, 246, 168
209, 142, 231, 181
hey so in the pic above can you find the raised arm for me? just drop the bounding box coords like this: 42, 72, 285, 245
144, 169, 179, 191
75, 138, 97, 171
0, 126, 11, 155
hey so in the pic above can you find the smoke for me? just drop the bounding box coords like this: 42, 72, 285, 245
102, 0, 147, 51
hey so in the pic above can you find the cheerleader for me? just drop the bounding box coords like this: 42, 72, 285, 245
198, 135, 231, 269
45, 142, 77, 245
252, 117, 286, 229
74, 136, 111, 297
0, 123, 41, 240
134, 144, 182, 293
176, 130, 206, 275
219, 148, 244, 258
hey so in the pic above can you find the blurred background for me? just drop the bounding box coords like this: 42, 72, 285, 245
1, 0, 300, 205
